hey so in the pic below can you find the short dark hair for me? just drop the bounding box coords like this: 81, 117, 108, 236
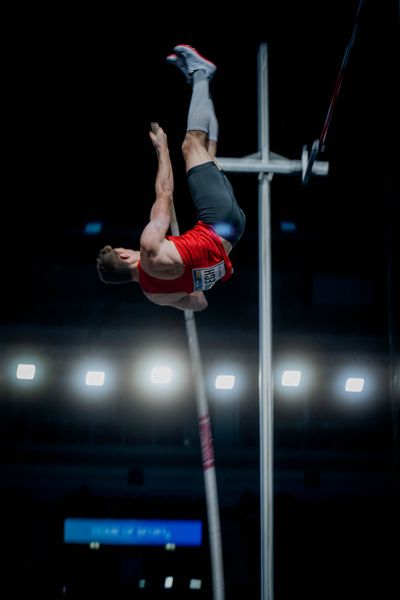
96, 245, 133, 284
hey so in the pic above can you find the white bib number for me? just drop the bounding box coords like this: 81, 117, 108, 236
192, 261, 226, 291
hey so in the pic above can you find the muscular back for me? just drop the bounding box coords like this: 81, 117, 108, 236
139, 238, 184, 278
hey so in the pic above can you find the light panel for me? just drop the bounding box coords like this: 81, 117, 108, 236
345, 377, 365, 392
151, 366, 172, 384
16, 363, 36, 380
85, 371, 105, 387
281, 370, 301, 387
215, 374, 235, 389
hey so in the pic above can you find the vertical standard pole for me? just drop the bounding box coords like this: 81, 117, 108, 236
258, 43, 274, 600
170, 207, 225, 600
218, 41, 326, 597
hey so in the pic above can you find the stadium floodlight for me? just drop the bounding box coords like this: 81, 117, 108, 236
215, 374, 235, 389
345, 377, 365, 393
281, 370, 301, 387
335, 367, 376, 404
16, 363, 36, 380
276, 356, 315, 399
85, 371, 105, 387
151, 366, 172, 384
133, 349, 188, 401
70, 359, 114, 398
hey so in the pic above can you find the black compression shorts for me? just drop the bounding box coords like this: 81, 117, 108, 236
187, 161, 246, 246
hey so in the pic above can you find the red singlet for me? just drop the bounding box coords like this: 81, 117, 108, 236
138, 221, 233, 294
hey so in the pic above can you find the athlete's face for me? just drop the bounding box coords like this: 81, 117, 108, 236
114, 248, 140, 265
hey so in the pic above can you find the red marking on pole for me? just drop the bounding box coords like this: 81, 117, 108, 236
199, 415, 215, 470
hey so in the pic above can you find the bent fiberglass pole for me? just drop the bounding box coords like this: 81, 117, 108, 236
170, 203, 225, 600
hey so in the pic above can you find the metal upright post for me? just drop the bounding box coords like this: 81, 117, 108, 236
218, 43, 329, 600
257, 43, 274, 600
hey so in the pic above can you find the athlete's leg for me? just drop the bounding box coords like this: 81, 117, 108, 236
181, 69, 218, 172
166, 51, 218, 159
207, 139, 217, 160
167, 46, 245, 246
168, 46, 218, 171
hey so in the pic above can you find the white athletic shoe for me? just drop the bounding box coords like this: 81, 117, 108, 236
166, 53, 191, 83
173, 44, 217, 80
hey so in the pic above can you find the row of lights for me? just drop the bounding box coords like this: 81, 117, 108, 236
15, 362, 368, 394
138, 576, 202, 590
144, 575, 202, 590
16, 362, 238, 388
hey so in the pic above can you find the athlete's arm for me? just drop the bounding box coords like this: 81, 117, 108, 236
168, 291, 208, 312
140, 123, 174, 262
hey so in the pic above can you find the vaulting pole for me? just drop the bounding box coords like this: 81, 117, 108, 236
170, 204, 225, 600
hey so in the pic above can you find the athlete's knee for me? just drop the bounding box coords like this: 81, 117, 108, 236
181, 131, 207, 160
207, 140, 217, 160
181, 134, 191, 159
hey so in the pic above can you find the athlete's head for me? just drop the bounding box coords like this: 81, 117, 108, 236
96, 245, 139, 284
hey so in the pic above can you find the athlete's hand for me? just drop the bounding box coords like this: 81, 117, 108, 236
149, 122, 169, 154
